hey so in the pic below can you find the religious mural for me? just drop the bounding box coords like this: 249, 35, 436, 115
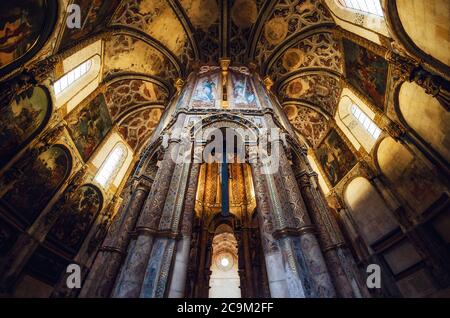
47, 184, 102, 256
0, 86, 51, 165
230, 72, 257, 108
0, 0, 47, 70
0, 146, 71, 225
25, 246, 69, 285
316, 129, 357, 186
67, 94, 113, 162
58, 0, 121, 50
343, 39, 388, 110
191, 73, 219, 108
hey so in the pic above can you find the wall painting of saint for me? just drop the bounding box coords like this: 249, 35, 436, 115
343, 39, 388, 111
67, 94, 113, 162
0, 0, 57, 75
192, 73, 219, 108
0, 86, 52, 166
0, 145, 72, 226
47, 184, 102, 256
316, 129, 357, 186
230, 72, 257, 108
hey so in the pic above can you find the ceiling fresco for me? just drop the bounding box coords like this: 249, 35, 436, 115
253, 0, 334, 69
105, 79, 169, 121
118, 107, 164, 151
103, 34, 179, 80
53, 0, 370, 150
284, 104, 329, 147
111, 0, 195, 70
279, 73, 342, 116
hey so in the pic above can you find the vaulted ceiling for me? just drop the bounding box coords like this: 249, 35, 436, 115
56, 0, 346, 150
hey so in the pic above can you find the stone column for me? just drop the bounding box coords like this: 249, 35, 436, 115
292, 151, 359, 298
275, 140, 336, 298
167, 161, 201, 298
79, 179, 152, 297
139, 139, 193, 298
111, 131, 183, 297
250, 148, 290, 298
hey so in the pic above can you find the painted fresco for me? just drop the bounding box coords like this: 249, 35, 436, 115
58, 0, 121, 50
0, 0, 46, 69
26, 247, 69, 285
0, 146, 71, 225
343, 39, 388, 110
48, 184, 102, 256
103, 35, 178, 79
191, 73, 219, 108
119, 108, 162, 151
113, 0, 189, 57
0, 86, 51, 164
230, 72, 257, 108
316, 129, 357, 186
67, 94, 112, 162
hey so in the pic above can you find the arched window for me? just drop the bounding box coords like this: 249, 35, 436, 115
336, 92, 381, 152
94, 143, 128, 188
337, 0, 383, 16
53, 40, 102, 112
350, 103, 382, 140
53, 59, 93, 96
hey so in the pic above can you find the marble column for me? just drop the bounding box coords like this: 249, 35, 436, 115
112, 134, 182, 297
168, 162, 201, 298
79, 180, 151, 297
292, 152, 358, 298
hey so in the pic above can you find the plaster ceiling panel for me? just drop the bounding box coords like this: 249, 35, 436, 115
268, 32, 343, 83
254, 0, 334, 67
103, 35, 178, 80
279, 73, 342, 115
284, 104, 329, 147
105, 79, 169, 121
118, 107, 163, 151
112, 0, 194, 67
179, 0, 220, 63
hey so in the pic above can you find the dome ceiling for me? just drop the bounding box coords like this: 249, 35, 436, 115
55, 0, 346, 150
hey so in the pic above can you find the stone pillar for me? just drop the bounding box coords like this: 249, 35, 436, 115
79, 179, 151, 297
250, 148, 290, 298
274, 140, 336, 298
292, 151, 360, 298
111, 129, 183, 297
168, 161, 201, 298
138, 139, 193, 298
